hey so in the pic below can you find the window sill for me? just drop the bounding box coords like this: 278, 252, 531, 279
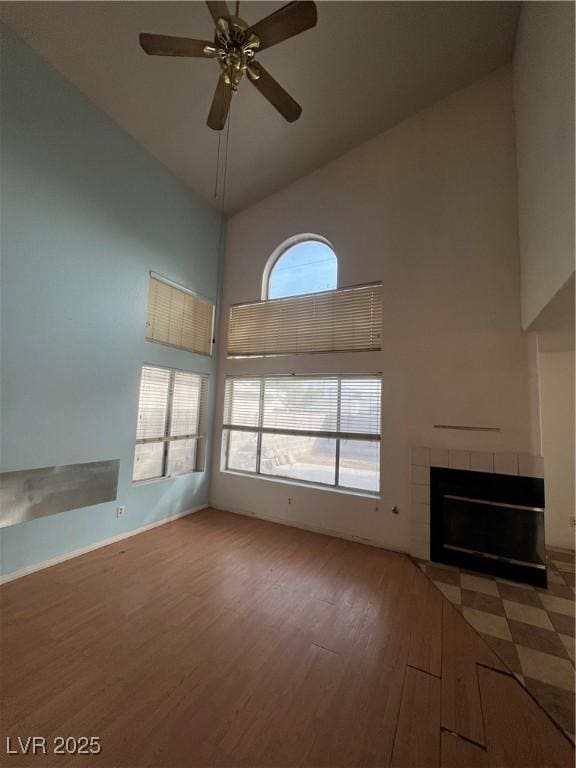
221, 469, 380, 500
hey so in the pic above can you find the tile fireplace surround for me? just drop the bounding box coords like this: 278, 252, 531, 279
410, 447, 545, 562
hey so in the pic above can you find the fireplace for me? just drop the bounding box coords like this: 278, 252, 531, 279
430, 467, 546, 587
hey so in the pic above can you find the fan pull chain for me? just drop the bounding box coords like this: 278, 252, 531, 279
213, 108, 231, 204
220, 111, 232, 213
212, 109, 232, 350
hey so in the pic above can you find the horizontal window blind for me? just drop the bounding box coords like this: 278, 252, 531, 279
171, 371, 203, 437
146, 275, 214, 356
263, 377, 339, 433
224, 376, 381, 439
222, 375, 381, 495
227, 282, 382, 357
223, 377, 262, 428
136, 366, 171, 441
133, 365, 209, 482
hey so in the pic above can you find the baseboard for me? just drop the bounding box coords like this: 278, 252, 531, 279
0, 504, 207, 585
211, 502, 407, 555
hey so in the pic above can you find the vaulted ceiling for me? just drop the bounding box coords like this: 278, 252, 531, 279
1, 2, 520, 213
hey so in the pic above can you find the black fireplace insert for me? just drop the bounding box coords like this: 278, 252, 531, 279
430, 467, 546, 587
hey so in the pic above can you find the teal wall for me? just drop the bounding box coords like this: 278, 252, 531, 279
0, 26, 222, 576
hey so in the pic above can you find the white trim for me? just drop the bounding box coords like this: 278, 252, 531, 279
211, 503, 407, 556
0, 504, 207, 585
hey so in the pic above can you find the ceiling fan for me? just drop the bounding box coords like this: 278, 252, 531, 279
139, 1, 318, 131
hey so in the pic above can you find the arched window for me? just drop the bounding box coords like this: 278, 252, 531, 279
264, 236, 337, 300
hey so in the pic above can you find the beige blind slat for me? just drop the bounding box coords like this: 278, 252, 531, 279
146, 276, 214, 356
227, 283, 382, 357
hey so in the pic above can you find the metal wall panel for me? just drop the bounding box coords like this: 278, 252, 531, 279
0, 460, 120, 529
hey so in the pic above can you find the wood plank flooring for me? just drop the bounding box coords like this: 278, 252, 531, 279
391, 666, 441, 768
0, 508, 573, 767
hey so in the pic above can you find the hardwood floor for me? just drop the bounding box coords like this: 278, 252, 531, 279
1, 508, 573, 767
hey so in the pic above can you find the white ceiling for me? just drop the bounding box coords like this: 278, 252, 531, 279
1, 1, 520, 214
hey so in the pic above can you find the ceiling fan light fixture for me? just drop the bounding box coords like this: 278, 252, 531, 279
215, 16, 231, 41
246, 64, 260, 82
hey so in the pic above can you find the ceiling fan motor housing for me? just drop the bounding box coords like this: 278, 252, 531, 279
212, 16, 260, 91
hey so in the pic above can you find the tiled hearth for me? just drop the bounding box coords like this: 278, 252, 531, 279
415, 548, 575, 740
410, 446, 544, 561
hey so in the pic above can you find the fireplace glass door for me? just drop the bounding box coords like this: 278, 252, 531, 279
442, 494, 545, 568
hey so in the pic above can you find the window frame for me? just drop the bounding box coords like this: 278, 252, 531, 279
261, 234, 338, 301
221, 374, 381, 497
132, 364, 209, 484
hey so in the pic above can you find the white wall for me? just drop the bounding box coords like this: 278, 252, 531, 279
210, 68, 540, 554
538, 347, 575, 549
513, 1, 575, 329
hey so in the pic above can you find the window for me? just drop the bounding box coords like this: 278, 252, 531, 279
227, 282, 382, 357
222, 375, 381, 494
266, 238, 337, 299
133, 365, 208, 482
146, 273, 214, 356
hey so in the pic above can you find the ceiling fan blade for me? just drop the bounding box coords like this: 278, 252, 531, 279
139, 33, 215, 57
248, 62, 302, 123
206, 1, 230, 23
246, 2, 317, 52
207, 76, 233, 131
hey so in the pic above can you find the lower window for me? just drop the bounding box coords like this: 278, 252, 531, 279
222, 375, 381, 495
133, 365, 208, 482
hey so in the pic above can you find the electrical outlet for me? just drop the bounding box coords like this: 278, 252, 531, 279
116, 505, 126, 518
287, 496, 293, 505
570, 517, 576, 528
